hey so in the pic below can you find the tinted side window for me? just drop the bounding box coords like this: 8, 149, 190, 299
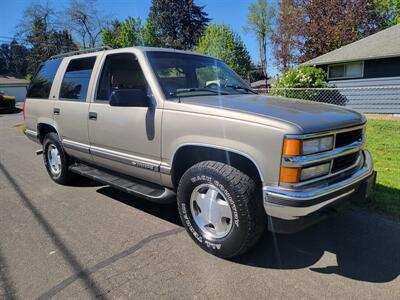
60, 57, 96, 101
27, 58, 62, 99
96, 53, 148, 102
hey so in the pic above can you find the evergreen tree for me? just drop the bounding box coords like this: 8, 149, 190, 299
149, 0, 210, 50
8, 41, 29, 77
27, 17, 78, 75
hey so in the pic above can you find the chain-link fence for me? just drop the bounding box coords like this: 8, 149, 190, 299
255, 86, 400, 114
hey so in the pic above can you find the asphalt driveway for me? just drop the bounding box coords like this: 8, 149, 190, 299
0, 112, 399, 299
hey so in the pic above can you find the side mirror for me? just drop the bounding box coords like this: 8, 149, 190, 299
109, 89, 151, 107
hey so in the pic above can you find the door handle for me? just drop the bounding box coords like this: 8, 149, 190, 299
88, 112, 97, 120
53, 108, 60, 115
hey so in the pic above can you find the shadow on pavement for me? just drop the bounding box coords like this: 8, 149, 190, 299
235, 210, 400, 283
0, 162, 108, 299
97, 186, 400, 283
0, 108, 22, 115
0, 246, 18, 300
96, 186, 182, 226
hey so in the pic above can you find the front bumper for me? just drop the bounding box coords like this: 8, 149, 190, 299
263, 150, 375, 233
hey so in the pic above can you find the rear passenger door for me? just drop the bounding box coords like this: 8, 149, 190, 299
25, 58, 63, 134
53, 55, 100, 163
88, 52, 162, 184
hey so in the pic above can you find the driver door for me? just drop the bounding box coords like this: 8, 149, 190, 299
88, 52, 162, 184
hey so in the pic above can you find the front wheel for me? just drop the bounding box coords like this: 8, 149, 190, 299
43, 132, 75, 185
177, 161, 265, 258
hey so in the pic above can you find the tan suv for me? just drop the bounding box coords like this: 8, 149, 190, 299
24, 47, 376, 258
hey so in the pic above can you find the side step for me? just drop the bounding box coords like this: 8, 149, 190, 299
69, 163, 176, 203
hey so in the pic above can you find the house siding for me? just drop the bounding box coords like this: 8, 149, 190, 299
314, 57, 400, 113
328, 77, 400, 114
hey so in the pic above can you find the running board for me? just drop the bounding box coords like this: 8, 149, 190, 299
69, 163, 176, 203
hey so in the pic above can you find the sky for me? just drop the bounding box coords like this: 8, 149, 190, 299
0, 0, 278, 76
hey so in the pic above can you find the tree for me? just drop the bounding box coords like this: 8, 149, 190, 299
26, 17, 53, 75
196, 24, 252, 78
15, 2, 78, 76
248, 64, 267, 82
17, 2, 59, 40
0, 44, 11, 74
373, 0, 400, 26
142, 20, 161, 47
8, 41, 29, 77
65, 0, 107, 48
102, 17, 161, 48
26, 17, 77, 75
293, 0, 388, 63
243, 0, 274, 81
149, 0, 210, 49
272, 0, 394, 67
272, 0, 301, 73
102, 17, 143, 48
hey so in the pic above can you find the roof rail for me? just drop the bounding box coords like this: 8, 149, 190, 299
49, 46, 112, 60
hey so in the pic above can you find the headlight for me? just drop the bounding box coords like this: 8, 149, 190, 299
283, 136, 334, 156
300, 163, 331, 181
302, 136, 334, 155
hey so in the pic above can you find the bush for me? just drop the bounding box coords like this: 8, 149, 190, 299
272, 66, 327, 88
271, 66, 328, 100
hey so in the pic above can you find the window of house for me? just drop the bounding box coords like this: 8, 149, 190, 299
60, 57, 96, 101
328, 61, 363, 79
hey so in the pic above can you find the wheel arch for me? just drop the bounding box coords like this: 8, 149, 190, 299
37, 122, 60, 144
170, 144, 264, 188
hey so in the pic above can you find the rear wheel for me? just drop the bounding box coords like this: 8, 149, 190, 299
177, 161, 265, 258
43, 132, 75, 185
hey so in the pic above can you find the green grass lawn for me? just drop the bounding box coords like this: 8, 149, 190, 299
363, 119, 400, 219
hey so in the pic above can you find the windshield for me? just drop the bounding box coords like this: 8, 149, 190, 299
146, 51, 255, 99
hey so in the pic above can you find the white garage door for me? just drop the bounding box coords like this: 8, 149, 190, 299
0, 86, 28, 102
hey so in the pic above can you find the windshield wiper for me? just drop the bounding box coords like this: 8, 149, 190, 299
224, 84, 257, 94
174, 88, 228, 96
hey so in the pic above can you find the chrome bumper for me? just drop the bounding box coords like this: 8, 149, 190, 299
263, 150, 374, 221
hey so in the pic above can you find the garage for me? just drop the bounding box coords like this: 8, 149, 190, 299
0, 75, 29, 102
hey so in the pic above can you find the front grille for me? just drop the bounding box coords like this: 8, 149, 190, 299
335, 129, 363, 148
331, 152, 359, 173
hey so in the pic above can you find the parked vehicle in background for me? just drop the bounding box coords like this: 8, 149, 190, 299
23, 47, 376, 258
0, 91, 16, 110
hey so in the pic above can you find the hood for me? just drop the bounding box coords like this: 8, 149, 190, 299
180, 94, 365, 133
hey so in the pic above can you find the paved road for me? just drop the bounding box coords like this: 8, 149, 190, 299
0, 112, 399, 299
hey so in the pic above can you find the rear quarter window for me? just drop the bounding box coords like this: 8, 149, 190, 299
60, 57, 96, 101
26, 58, 63, 99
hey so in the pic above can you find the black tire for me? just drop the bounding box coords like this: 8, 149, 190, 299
42, 132, 75, 185
177, 161, 265, 258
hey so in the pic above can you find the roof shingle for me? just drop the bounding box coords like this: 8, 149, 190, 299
303, 24, 400, 66
0, 75, 29, 86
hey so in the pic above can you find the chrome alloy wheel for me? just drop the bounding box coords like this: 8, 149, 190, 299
47, 144, 62, 176
190, 183, 233, 239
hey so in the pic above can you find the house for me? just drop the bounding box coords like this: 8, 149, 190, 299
303, 24, 400, 113
0, 75, 29, 102
250, 77, 276, 89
